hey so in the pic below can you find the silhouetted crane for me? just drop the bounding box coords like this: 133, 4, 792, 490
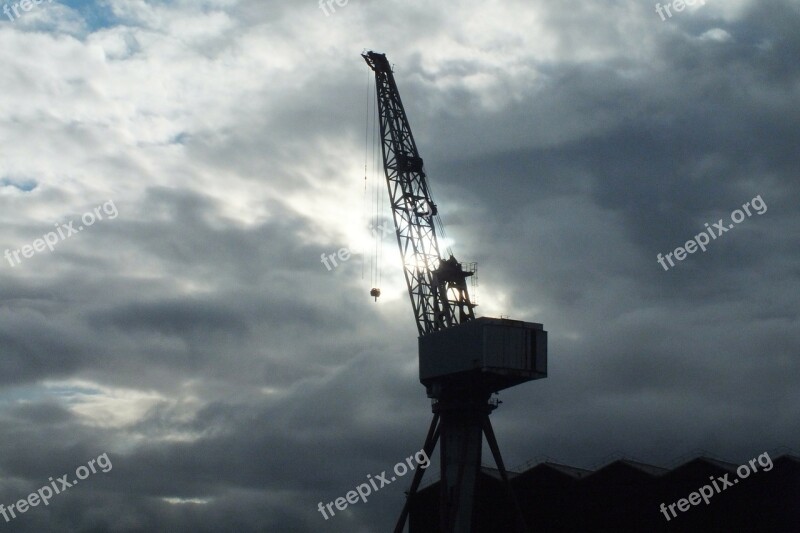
363, 50, 548, 533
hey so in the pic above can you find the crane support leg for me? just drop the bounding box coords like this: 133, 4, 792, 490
437, 394, 491, 532
394, 413, 440, 533
482, 416, 530, 533
393, 398, 530, 533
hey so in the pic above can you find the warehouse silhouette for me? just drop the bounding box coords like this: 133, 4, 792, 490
408, 453, 800, 532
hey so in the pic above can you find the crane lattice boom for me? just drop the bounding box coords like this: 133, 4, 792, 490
362, 51, 475, 336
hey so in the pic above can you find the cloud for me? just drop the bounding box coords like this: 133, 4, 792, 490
0, 0, 797, 530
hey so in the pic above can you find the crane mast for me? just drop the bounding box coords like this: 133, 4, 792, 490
362, 51, 475, 337
363, 51, 547, 533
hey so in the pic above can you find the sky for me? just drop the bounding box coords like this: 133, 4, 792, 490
0, 0, 798, 531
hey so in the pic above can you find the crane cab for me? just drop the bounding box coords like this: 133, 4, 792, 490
418, 317, 547, 398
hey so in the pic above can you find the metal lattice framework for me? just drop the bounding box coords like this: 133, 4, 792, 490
363, 51, 475, 336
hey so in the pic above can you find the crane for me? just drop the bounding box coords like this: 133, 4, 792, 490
362, 50, 476, 337
362, 51, 548, 533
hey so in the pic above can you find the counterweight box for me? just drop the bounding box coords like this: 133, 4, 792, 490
418, 317, 547, 392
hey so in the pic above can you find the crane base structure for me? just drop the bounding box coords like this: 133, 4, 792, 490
395, 318, 548, 533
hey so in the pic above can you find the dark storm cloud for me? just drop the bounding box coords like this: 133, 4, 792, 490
0, 0, 797, 531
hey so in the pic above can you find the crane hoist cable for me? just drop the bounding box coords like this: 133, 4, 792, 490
372, 84, 380, 292
362, 68, 370, 282
366, 71, 383, 301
